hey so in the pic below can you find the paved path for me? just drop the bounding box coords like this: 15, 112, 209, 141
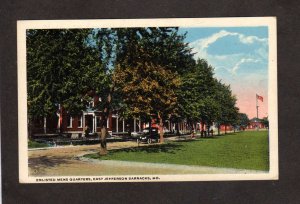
28, 139, 266, 176
80, 157, 265, 175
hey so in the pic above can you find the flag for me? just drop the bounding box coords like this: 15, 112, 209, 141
256, 94, 263, 102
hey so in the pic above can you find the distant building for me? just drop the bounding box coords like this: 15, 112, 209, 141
247, 118, 266, 129
219, 125, 234, 132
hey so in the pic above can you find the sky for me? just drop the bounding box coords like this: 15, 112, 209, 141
178, 27, 268, 119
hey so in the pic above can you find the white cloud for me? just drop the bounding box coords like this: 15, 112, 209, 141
189, 30, 267, 54
255, 47, 268, 59
188, 29, 268, 77
230, 58, 261, 75
238, 34, 267, 44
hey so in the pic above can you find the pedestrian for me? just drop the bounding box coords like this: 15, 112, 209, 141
191, 128, 195, 138
84, 125, 90, 137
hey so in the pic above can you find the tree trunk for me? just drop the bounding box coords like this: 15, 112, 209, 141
28, 118, 32, 140
100, 124, 107, 155
149, 118, 152, 137
60, 106, 63, 134
201, 122, 205, 138
218, 126, 220, 136
99, 92, 112, 155
158, 113, 164, 143
207, 125, 210, 137
175, 122, 180, 136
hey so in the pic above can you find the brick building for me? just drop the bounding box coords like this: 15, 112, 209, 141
247, 118, 266, 129
29, 95, 188, 137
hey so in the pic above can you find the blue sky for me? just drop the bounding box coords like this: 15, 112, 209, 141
178, 27, 269, 118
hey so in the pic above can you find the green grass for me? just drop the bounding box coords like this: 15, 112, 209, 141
85, 131, 269, 171
28, 140, 49, 148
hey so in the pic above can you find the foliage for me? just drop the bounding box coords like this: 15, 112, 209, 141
113, 62, 181, 142
113, 62, 181, 119
28, 140, 49, 148
213, 81, 239, 130
261, 117, 269, 128
177, 58, 239, 132
27, 29, 102, 118
236, 113, 250, 129
113, 27, 195, 74
27, 27, 241, 139
111, 28, 195, 141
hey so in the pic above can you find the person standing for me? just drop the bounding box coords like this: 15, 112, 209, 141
191, 128, 195, 138
84, 125, 90, 137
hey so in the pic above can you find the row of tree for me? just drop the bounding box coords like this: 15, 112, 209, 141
27, 28, 247, 144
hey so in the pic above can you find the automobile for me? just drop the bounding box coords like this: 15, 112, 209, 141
130, 131, 143, 139
137, 127, 160, 144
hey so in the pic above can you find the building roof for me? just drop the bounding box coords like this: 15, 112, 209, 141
249, 118, 263, 122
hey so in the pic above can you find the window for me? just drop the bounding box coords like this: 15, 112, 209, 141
88, 99, 94, 108
67, 115, 73, 128
78, 115, 83, 128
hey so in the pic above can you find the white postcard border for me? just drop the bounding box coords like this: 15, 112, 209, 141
17, 17, 278, 183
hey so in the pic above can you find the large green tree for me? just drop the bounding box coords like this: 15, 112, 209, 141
178, 60, 239, 136
113, 27, 195, 74
213, 81, 239, 134
112, 27, 194, 142
177, 59, 220, 136
236, 113, 250, 130
27, 29, 102, 122
27, 29, 114, 153
113, 62, 181, 143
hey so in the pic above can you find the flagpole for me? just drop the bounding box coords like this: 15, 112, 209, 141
256, 94, 259, 119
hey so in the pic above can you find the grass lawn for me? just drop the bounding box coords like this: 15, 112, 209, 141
85, 131, 269, 171
28, 140, 49, 148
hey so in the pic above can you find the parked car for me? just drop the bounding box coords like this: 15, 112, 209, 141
142, 127, 158, 133
130, 131, 143, 139
137, 127, 160, 144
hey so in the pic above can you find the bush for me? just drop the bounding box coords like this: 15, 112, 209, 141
28, 140, 49, 148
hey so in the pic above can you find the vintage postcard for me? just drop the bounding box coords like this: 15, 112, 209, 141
18, 17, 278, 183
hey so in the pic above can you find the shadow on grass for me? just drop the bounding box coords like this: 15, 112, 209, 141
174, 139, 200, 143
176, 133, 236, 141
28, 156, 71, 169
178, 137, 218, 141
85, 143, 184, 159
213, 133, 237, 137
196, 136, 222, 140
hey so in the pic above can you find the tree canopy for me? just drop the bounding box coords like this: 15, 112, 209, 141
27, 27, 241, 142
27, 29, 103, 117
236, 113, 250, 129
213, 81, 239, 133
